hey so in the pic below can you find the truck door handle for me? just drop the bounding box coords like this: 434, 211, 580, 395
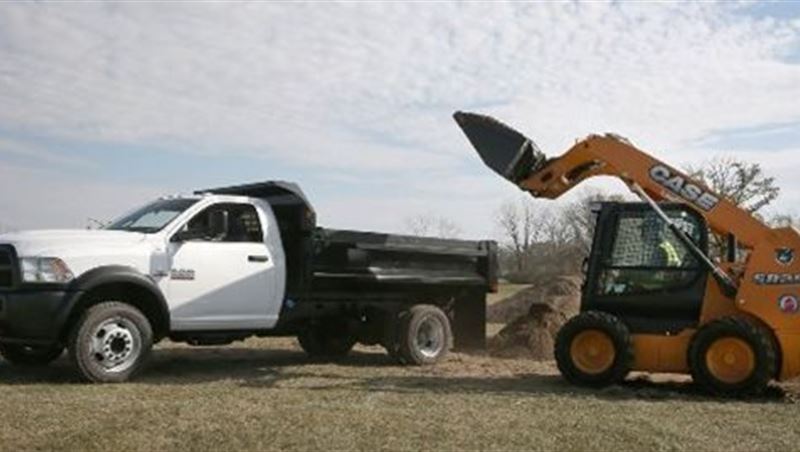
248, 255, 270, 263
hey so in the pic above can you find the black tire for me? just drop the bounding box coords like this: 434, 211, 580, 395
297, 318, 356, 359
0, 343, 63, 366
688, 317, 776, 397
555, 311, 633, 388
68, 302, 153, 383
396, 305, 452, 366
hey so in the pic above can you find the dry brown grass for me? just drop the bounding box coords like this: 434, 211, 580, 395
0, 337, 798, 452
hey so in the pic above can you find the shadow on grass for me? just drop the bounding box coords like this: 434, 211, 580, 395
0, 346, 792, 404
0, 346, 395, 385
238, 368, 791, 404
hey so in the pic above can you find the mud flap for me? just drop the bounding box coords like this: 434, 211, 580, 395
452, 289, 486, 351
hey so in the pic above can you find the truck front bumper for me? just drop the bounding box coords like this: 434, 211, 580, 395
0, 289, 81, 345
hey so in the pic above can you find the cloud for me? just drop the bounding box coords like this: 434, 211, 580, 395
0, 2, 799, 237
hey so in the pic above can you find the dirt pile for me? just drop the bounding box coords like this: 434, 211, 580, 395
488, 276, 581, 360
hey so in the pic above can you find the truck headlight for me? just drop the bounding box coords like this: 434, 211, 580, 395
19, 257, 74, 283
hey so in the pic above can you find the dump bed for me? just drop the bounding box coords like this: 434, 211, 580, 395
312, 229, 497, 292
200, 181, 497, 350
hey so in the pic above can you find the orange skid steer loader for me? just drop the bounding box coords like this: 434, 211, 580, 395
454, 111, 800, 396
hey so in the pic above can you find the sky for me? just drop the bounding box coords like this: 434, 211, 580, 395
1, 1, 799, 239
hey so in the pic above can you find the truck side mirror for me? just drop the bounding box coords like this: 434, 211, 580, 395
209, 210, 229, 240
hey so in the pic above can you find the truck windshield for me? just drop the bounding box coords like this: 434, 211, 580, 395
106, 198, 198, 233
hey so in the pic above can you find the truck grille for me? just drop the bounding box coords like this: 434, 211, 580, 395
0, 246, 15, 288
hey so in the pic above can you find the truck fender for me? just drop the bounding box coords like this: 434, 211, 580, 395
62, 266, 170, 338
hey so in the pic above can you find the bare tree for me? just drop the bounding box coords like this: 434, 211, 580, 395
496, 191, 626, 281
405, 215, 435, 237
685, 156, 780, 258
685, 156, 779, 214
404, 214, 463, 238
560, 190, 624, 254
434, 217, 463, 238
769, 213, 800, 229
497, 199, 541, 273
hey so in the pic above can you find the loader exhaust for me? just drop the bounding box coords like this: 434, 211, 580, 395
453, 111, 548, 184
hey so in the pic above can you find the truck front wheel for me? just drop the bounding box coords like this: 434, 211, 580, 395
0, 343, 63, 366
68, 302, 153, 383
395, 304, 452, 365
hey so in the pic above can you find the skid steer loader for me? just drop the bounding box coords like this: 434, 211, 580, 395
454, 111, 800, 396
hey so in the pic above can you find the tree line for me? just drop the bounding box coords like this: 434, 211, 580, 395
407, 156, 792, 283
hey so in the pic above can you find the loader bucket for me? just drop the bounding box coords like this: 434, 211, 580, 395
453, 111, 547, 184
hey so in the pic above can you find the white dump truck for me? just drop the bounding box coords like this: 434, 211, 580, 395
0, 181, 496, 382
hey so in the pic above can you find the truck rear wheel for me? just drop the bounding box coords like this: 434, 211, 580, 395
555, 311, 633, 387
68, 302, 153, 383
297, 318, 356, 359
396, 304, 452, 366
688, 317, 776, 397
0, 343, 63, 366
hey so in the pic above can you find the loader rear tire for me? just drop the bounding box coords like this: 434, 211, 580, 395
689, 317, 776, 397
555, 311, 633, 388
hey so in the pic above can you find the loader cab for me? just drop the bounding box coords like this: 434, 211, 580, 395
583, 202, 709, 334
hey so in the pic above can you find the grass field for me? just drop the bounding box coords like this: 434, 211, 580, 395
1, 337, 798, 452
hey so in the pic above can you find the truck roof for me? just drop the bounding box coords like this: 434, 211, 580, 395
195, 181, 314, 214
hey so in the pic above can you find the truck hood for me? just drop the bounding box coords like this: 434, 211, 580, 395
0, 229, 148, 257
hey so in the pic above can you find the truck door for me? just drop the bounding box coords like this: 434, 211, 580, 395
167, 201, 286, 331
582, 203, 709, 333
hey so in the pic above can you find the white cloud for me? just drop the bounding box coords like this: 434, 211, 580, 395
0, 2, 799, 237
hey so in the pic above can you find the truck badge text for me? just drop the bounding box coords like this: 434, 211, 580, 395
170, 269, 195, 281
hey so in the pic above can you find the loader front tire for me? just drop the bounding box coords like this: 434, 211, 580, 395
555, 311, 633, 388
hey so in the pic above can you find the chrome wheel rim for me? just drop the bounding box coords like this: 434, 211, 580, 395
89, 317, 141, 373
416, 316, 445, 359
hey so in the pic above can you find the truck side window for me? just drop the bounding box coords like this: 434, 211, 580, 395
598, 211, 702, 296
184, 203, 264, 243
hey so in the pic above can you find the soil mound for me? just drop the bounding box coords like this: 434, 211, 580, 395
488, 276, 581, 359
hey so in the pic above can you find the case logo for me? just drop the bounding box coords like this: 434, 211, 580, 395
779, 294, 799, 314
776, 248, 795, 266
649, 165, 720, 211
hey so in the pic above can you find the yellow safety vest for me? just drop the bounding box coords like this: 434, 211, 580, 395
658, 241, 681, 267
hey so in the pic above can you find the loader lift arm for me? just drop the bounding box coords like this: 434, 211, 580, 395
453, 111, 771, 293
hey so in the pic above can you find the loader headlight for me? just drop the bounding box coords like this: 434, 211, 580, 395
19, 257, 74, 283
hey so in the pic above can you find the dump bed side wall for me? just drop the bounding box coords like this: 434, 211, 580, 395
302, 228, 496, 350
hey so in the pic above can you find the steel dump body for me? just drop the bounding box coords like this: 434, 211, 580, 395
201, 181, 497, 350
